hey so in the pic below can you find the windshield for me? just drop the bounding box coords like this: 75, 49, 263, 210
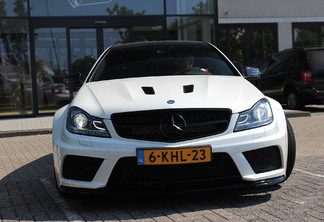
90, 42, 239, 82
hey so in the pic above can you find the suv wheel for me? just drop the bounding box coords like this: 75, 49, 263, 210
286, 90, 304, 110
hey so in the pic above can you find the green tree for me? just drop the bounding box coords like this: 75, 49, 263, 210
106, 3, 145, 16
230, 28, 245, 65
72, 55, 96, 80
192, 0, 213, 14
249, 29, 275, 66
0, 0, 28, 66
14, 0, 27, 16
0, 0, 6, 16
106, 3, 164, 44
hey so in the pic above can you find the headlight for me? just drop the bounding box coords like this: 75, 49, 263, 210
234, 99, 273, 132
66, 107, 111, 137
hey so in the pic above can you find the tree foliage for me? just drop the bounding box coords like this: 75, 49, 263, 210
106, 3, 145, 16
295, 29, 319, 48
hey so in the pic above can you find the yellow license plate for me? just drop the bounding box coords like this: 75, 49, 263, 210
137, 147, 211, 165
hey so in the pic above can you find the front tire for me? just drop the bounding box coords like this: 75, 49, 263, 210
285, 119, 296, 180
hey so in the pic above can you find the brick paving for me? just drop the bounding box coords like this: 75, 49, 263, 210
0, 114, 323, 221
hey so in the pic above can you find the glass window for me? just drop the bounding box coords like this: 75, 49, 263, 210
306, 50, 324, 71
218, 30, 228, 55
219, 24, 277, 66
103, 28, 130, 49
258, 57, 273, 75
70, 29, 97, 80
271, 54, 305, 74
167, 17, 214, 43
34, 28, 69, 113
90, 42, 239, 82
0, 0, 28, 17
322, 27, 324, 46
0, 19, 31, 116
249, 29, 275, 66
166, 0, 214, 15
30, 0, 163, 16
294, 28, 319, 48
230, 28, 245, 65
133, 26, 163, 42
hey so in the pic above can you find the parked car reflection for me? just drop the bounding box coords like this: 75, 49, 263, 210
0, 75, 14, 108
41, 75, 70, 107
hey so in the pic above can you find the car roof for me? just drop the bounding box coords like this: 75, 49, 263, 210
108, 40, 210, 50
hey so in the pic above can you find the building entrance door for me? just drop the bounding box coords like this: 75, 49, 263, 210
32, 18, 164, 114
69, 27, 132, 80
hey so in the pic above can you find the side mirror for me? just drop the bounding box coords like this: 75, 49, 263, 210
244, 67, 260, 77
243, 67, 260, 87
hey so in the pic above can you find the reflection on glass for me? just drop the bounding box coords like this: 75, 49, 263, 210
220, 26, 277, 66
0, 19, 31, 116
249, 29, 275, 66
67, 0, 113, 8
103, 28, 130, 49
133, 26, 163, 42
294, 28, 319, 48
35, 28, 69, 113
166, 0, 214, 15
167, 17, 214, 43
30, 0, 163, 16
322, 27, 324, 46
218, 30, 228, 54
0, 0, 28, 17
230, 28, 245, 65
70, 29, 97, 80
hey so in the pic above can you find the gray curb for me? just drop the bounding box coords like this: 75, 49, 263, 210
0, 128, 52, 138
285, 110, 311, 118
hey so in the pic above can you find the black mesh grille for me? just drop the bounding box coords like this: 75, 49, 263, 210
111, 109, 231, 142
107, 153, 242, 192
243, 146, 282, 174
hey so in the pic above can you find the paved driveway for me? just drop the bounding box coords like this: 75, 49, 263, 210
0, 115, 323, 221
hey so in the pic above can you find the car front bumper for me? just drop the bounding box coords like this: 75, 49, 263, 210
52, 104, 288, 193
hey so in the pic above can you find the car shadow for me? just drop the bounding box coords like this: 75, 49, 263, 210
282, 104, 324, 113
303, 105, 324, 113
0, 154, 281, 221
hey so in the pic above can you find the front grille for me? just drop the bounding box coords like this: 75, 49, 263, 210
111, 109, 231, 142
243, 146, 282, 173
106, 153, 242, 193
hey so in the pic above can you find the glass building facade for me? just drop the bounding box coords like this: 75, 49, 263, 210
2, 1, 324, 118
0, 0, 218, 117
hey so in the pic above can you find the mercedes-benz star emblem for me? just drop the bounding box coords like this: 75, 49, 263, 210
160, 113, 186, 140
167, 100, 175, 104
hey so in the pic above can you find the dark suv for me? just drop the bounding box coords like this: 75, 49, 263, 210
250, 48, 324, 110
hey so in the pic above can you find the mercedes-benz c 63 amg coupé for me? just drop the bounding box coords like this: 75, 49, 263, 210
52, 41, 296, 194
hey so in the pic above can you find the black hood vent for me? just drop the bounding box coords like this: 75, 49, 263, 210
183, 84, 194, 93
142, 86, 155, 95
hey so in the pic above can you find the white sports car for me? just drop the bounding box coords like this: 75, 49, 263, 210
52, 41, 296, 194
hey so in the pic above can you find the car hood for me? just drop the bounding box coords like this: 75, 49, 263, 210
71, 75, 264, 118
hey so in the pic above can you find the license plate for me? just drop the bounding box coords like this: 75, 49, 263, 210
137, 147, 211, 165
